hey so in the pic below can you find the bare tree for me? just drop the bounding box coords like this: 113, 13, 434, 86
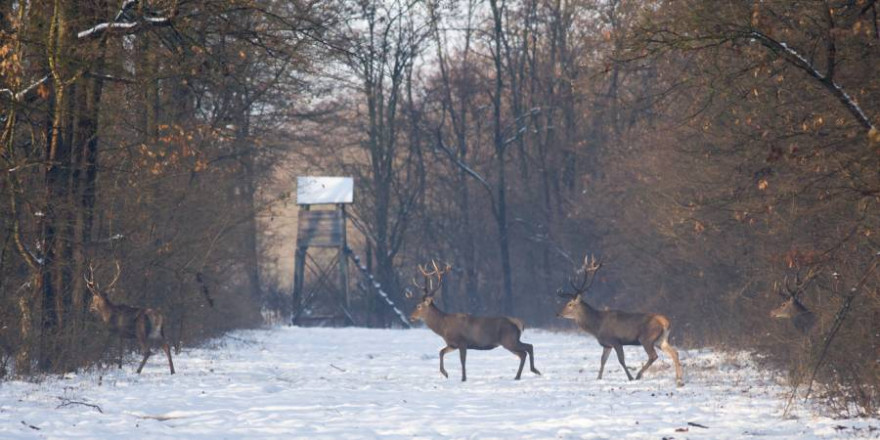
336, 0, 429, 322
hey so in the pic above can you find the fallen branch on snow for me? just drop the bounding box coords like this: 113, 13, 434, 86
56, 398, 104, 413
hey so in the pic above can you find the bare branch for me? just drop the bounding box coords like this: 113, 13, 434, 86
77, 0, 175, 40
748, 30, 875, 132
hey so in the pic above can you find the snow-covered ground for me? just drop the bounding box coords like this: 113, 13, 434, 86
1, 326, 877, 439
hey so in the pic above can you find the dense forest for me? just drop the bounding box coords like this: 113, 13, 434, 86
1, 0, 878, 415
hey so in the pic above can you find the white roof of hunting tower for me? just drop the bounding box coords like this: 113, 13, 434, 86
296, 176, 354, 205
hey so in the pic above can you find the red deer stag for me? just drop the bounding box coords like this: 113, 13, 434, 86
409, 261, 540, 381
769, 266, 817, 334
85, 263, 175, 374
557, 256, 683, 387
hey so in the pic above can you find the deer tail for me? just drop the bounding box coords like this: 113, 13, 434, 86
146, 309, 164, 340
655, 315, 671, 347
509, 317, 525, 334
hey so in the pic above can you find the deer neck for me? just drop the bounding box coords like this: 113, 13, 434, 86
793, 300, 811, 314
575, 300, 603, 334
90, 292, 115, 323
792, 301, 816, 331
422, 302, 449, 335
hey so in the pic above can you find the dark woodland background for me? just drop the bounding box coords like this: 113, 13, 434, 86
1, 0, 879, 415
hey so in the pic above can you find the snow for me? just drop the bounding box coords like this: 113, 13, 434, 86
1, 326, 877, 439
1, 76, 50, 103
144, 17, 170, 25
77, 22, 139, 39
296, 176, 354, 205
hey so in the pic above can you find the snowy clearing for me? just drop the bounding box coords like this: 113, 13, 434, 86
1, 326, 877, 439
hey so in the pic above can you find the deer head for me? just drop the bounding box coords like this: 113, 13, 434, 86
769, 297, 801, 319
557, 255, 602, 319
84, 261, 122, 315
769, 266, 816, 318
409, 260, 451, 323
769, 266, 817, 333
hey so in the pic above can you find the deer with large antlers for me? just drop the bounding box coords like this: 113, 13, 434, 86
85, 263, 175, 375
557, 255, 683, 387
409, 261, 541, 381
769, 266, 817, 334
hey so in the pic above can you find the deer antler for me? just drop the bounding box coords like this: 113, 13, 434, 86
84, 263, 98, 290
84, 261, 123, 293
418, 259, 450, 278
108, 260, 122, 289
773, 280, 788, 300
415, 260, 451, 298
559, 254, 603, 299
782, 265, 817, 299
556, 287, 577, 299
583, 254, 602, 274
572, 254, 603, 294
407, 278, 420, 299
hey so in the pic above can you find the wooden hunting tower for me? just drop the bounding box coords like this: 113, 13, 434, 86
291, 176, 354, 325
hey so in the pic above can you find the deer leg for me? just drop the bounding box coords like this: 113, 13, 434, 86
97, 332, 112, 370
511, 349, 526, 380
459, 347, 467, 382
136, 349, 152, 374
659, 338, 684, 387
117, 335, 124, 369
598, 346, 611, 379
175, 315, 184, 355
613, 345, 634, 380
524, 343, 541, 375
439, 346, 455, 378
635, 342, 659, 380
136, 340, 152, 374
504, 339, 538, 379
162, 343, 175, 375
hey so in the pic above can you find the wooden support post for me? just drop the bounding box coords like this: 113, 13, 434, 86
339, 205, 350, 312
291, 204, 310, 324
292, 246, 307, 324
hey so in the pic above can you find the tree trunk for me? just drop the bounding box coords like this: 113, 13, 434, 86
490, 0, 515, 316
237, 114, 264, 309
